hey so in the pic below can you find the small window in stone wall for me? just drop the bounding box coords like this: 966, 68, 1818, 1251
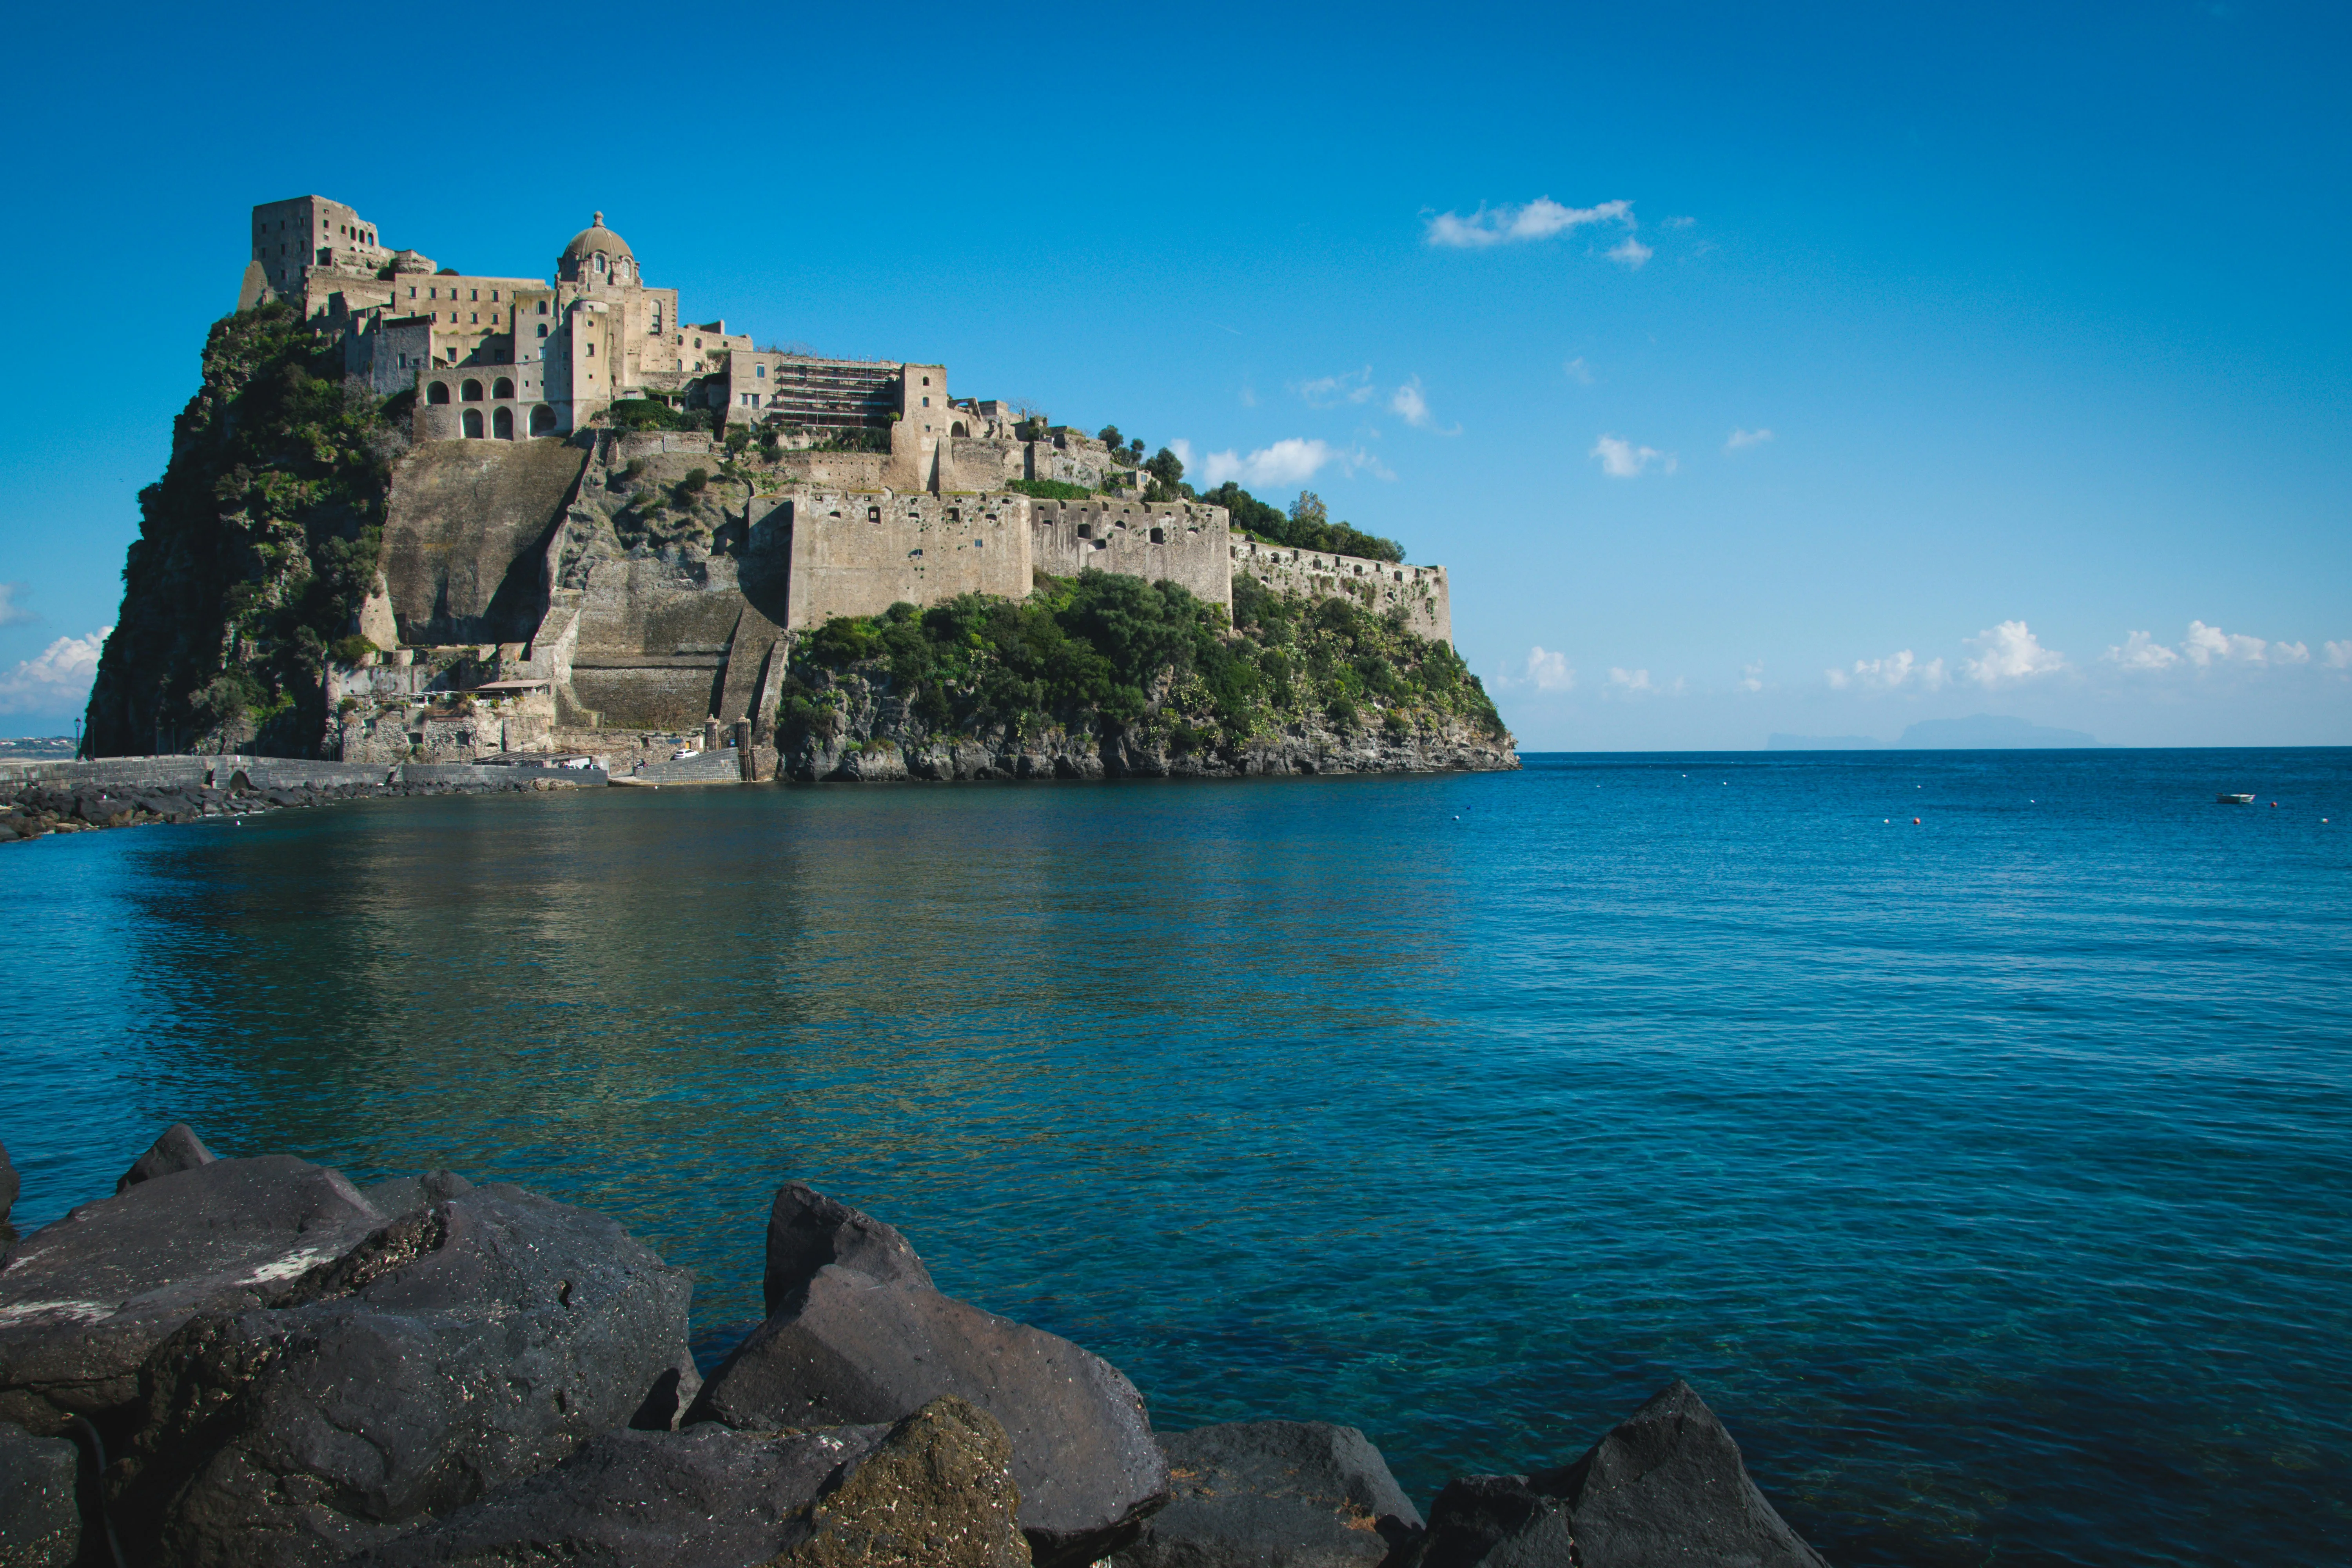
946, 508, 960, 523
1150, 527, 1165, 544
868, 506, 882, 522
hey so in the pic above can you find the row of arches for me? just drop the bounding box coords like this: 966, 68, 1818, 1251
458, 405, 560, 439
425, 377, 519, 404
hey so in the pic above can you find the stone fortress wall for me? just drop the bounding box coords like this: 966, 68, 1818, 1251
1228, 539, 1452, 644
1029, 501, 1232, 608
247, 194, 1459, 757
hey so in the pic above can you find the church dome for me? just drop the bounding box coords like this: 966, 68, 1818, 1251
563, 212, 632, 263
559, 212, 636, 284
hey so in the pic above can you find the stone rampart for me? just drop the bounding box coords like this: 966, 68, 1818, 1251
1030, 501, 1231, 608
1229, 539, 1451, 644
381, 438, 589, 644
782, 491, 1033, 626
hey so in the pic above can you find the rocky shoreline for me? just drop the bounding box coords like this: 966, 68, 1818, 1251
784, 711, 1519, 783
0, 1128, 1829, 1568
0, 773, 590, 844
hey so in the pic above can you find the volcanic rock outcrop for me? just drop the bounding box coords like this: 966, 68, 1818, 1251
689, 1185, 1171, 1568
1416, 1381, 1828, 1568
1117, 1421, 1424, 1568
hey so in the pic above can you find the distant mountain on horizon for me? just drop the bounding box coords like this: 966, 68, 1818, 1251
1898, 714, 2099, 749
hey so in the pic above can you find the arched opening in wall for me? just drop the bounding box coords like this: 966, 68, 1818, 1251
426, 382, 451, 405
493, 377, 514, 399
493, 407, 514, 440
951, 421, 967, 437
536, 324, 548, 338
461, 380, 484, 402
462, 408, 484, 439
1149, 527, 1165, 544
530, 404, 556, 435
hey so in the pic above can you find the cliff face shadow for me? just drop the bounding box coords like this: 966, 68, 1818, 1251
384, 440, 589, 644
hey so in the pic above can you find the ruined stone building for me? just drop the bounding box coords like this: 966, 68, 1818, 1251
245, 197, 1454, 759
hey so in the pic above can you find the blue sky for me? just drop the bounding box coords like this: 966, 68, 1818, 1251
1, 0, 2344, 747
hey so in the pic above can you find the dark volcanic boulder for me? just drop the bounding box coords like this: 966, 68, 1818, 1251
1119, 1421, 1423, 1568
338, 1420, 890, 1567
0, 1138, 19, 1229
345, 1396, 1025, 1568
764, 1180, 933, 1314
116, 1123, 219, 1194
0, 1421, 81, 1566
691, 1187, 1168, 1568
115, 1183, 695, 1568
0, 1155, 384, 1433
1419, 1382, 1827, 1568
356, 1170, 474, 1221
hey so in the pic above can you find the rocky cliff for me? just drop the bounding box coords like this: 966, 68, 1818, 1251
775, 569, 1517, 781
85, 303, 406, 757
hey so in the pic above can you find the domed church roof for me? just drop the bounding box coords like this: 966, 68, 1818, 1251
562, 212, 633, 261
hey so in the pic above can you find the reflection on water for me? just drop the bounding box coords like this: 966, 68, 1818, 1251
5, 753, 2351, 1568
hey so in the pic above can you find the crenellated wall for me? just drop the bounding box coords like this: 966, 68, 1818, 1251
1229, 539, 1451, 644
1029, 501, 1232, 608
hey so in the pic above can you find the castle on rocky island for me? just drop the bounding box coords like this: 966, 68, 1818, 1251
245, 197, 1454, 762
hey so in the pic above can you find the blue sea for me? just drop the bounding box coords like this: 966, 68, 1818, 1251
5, 750, 2348, 1566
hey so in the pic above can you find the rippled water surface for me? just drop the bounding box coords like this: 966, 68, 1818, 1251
5, 750, 2349, 1566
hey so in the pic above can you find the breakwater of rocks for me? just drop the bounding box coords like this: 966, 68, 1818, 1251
0, 757, 604, 844
0, 1127, 1832, 1568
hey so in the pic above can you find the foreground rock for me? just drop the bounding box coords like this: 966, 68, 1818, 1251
1418, 1382, 1827, 1568
113, 1183, 695, 1568
0, 1138, 18, 1250
1118, 1421, 1423, 1568
346, 1396, 1026, 1568
0, 1421, 80, 1567
117, 1122, 219, 1194
690, 1186, 1169, 1568
0, 1152, 385, 1433
764, 1180, 934, 1312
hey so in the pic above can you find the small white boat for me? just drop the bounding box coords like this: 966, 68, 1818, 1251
2217, 793, 2255, 805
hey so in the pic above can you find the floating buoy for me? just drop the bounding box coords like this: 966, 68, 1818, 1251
1913, 817, 1922, 824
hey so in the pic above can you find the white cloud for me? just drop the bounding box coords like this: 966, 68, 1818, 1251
1741, 661, 1765, 692
2183, 619, 2275, 666
0, 583, 31, 627
1194, 438, 1390, 488
2327, 640, 2352, 669
1608, 667, 1653, 693
1961, 620, 2067, 687
0, 626, 111, 714
1591, 434, 1675, 478
1724, 427, 1773, 452
1828, 649, 1946, 692
1425, 197, 1633, 249
1169, 438, 1195, 476
2105, 630, 2181, 670
2274, 641, 2310, 664
1298, 367, 1377, 408
1506, 647, 1575, 691
1607, 236, 1653, 269
1564, 356, 1595, 385
1662, 215, 1696, 230
1389, 376, 1458, 435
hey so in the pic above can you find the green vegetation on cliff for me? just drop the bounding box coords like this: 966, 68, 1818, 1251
779, 568, 1501, 753
1194, 485, 1403, 563
84, 303, 402, 755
